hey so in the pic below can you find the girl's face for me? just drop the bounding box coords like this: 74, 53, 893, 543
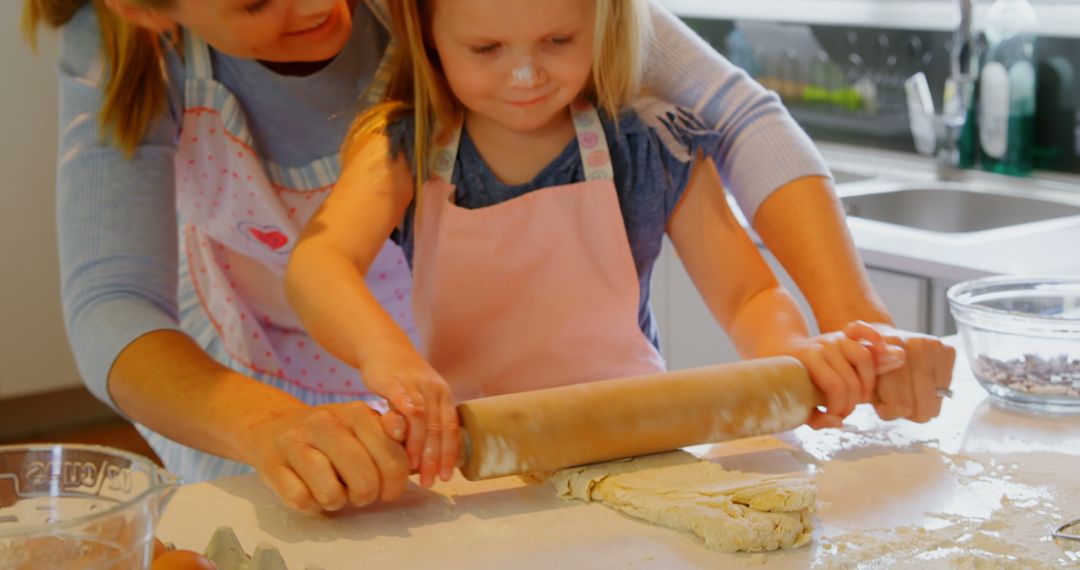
158, 0, 356, 62
431, 0, 596, 134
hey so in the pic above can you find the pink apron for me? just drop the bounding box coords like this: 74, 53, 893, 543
151, 2, 413, 483
412, 101, 665, 401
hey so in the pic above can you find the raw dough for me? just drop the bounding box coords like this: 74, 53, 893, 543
549, 451, 815, 552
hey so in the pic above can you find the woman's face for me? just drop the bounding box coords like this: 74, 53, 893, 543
159, 0, 356, 62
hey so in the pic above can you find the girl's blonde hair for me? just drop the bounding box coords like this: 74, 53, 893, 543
342, 0, 652, 189
23, 0, 173, 156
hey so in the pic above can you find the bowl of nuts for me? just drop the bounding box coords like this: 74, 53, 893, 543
948, 275, 1080, 414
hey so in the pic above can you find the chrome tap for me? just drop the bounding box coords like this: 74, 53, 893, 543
953, 0, 976, 83
906, 0, 978, 171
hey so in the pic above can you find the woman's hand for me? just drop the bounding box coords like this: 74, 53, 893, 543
867, 324, 957, 423
241, 401, 411, 512
361, 344, 460, 488
782, 321, 906, 429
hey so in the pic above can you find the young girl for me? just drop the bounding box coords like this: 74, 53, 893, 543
286, 0, 905, 489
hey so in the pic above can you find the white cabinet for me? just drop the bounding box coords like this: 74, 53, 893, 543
865, 267, 929, 333
650, 238, 931, 371
651, 239, 814, 370
651, 239, 731, 370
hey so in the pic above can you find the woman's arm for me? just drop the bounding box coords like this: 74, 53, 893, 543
57, 7, 290, 461
642, 3, 891, 329
111, 331, 410, 511
58, 7, 408, 511
752, 177, 893, 330
644, 2, 831, 220
56, 5, 183, 414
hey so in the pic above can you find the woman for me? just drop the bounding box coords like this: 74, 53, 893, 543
25, 0, 953, 513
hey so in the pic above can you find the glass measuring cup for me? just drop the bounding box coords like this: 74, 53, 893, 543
0, 443, 178, 569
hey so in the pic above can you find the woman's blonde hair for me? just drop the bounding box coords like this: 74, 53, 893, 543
342, 0, 652, 189
23, 0, 173, 156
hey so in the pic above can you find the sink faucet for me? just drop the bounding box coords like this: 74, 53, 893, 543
905, 0, 977, 173
953, 0, 976, 82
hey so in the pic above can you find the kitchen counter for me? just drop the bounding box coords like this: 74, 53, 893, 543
157, 340, 1080, 568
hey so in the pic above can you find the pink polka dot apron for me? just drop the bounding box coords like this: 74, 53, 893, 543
412, 102, 666, 401
145, 6, 413, 483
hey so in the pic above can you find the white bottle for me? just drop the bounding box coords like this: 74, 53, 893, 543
978, 0, 1038, 175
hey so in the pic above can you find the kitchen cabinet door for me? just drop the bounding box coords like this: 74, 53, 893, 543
866, 268, 930, 333
927, 279, 961, 337
651, 239, 932, 371
652, 240, 817, 371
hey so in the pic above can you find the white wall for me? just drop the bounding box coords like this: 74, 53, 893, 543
0, 5, 82, 398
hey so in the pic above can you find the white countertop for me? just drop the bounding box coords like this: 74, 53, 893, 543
157, 341, 1080, 568
823, 144, 1080, 282
730, 143, 1080, 284
838, 205, 1080, 283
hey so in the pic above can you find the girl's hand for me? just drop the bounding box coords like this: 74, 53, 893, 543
361, 345, 459, 488
242, 401, 411, 512
785, 320, 906, 429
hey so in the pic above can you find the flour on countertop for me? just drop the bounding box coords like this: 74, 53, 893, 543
815, 451, 1080, 569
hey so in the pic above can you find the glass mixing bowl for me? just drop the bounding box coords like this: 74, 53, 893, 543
948, 275, 1080, 414
0, 444, 177, 569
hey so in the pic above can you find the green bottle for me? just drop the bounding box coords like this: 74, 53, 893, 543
978, 0, 1038, 176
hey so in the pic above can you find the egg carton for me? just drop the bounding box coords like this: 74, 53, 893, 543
203, 526, 325, 570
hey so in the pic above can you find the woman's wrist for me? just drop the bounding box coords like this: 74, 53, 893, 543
230, 395, 311, 465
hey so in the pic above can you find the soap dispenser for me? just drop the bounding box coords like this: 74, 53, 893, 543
978, 0, 1038, 175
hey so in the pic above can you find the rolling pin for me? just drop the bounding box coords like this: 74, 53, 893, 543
456, 356, 819, 481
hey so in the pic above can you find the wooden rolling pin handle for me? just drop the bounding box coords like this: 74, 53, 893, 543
455, 356, 818, 481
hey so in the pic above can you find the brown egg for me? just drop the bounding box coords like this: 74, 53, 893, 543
150, 549, 217, 570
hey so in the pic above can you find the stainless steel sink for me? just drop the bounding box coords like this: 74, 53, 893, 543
840, 185, 1080, 233
830, 169, 874, 185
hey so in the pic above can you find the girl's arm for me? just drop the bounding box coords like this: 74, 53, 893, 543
286, 132, 416, 371
286, 131, 459, 488
663, 155, 807, 360
666, 156, 875, 428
